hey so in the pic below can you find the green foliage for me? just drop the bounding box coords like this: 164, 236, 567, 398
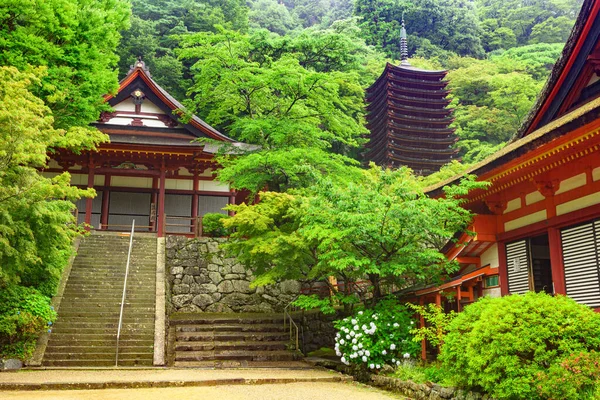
355, 0, 485, 59
0, 0, 130, 129
179, 26, 371, 193
334, 298, 421, 369
475, 0, 581, 47
407, 304, 455, 348
117, 0, 248, 99
440, 293, 600, 399
202, 213, 231, 237
0, 285, 56, 360
248, 0, 300, 35
0, 67, 101, 294
224, 167, 485, 302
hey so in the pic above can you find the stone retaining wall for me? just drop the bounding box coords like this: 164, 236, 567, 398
370, 375, 493, 400
166, 236, 301, 313
294, 309, 343, 354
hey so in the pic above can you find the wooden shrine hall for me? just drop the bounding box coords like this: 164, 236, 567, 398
408, 0, 600, 326
364, 20, 459, 175
44, 59, 242, 236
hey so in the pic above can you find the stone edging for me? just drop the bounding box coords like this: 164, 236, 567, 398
153, 237, 166, 366
27, 237, 82, 367
0, 376, 353, 391
370, 375, 493, 400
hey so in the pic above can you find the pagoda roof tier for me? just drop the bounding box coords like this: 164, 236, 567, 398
388, 131, 459, 144
366, 105, 454, 127
367, 92, 451, 108
367, 119, 456, 135
367, 73, 448, 95
366, 83, 450, 102
367, 63, 447, 92
388, 151, 454, 166
366, 100, 454, 117
388, 142, 459, 155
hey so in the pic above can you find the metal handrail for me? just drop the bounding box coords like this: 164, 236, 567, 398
115, 220, 135, 366
283, 296, 300, 352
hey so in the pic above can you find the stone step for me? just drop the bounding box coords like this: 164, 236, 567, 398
175, 340, 288, 352
175, 350, 297, 362
62, 285, 155, 292
176, 331, 288, 342
47, 338, 153, 347
55, 311, 155, 319
48, 333, 153, 342
172, 360, 310, 368
59, 295, 156, 302
176, 324, 286, 333
171, 316, 285, 326
51, 324, 154, 334
42, 359, 153, 367
44, 345, 153, 354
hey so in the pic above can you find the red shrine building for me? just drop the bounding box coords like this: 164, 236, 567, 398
365, 21, 459, 174
409, 0, 600, 320
43, 60, 239, 236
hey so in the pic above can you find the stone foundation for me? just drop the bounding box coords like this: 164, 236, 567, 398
166, 236, 301, 313
294, 309, 342, 354
370, 375, 493, 400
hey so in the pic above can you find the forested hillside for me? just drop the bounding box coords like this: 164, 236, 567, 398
116, 0, 581, 169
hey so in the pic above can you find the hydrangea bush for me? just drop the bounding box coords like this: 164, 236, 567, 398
334, 297, 421, 370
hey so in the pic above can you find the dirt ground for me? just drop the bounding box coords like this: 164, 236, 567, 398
0, 381, 404, 400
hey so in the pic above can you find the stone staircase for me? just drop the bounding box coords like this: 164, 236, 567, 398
170, 313, 303, 367
42, 232, 157, 367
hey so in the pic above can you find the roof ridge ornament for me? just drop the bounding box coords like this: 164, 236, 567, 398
400, 16, 410, 67
128, 56, 151, 77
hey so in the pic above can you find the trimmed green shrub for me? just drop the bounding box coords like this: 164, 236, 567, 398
334, 297, 421, 370
440, 292, 600, 399
0, 285, 56, 360
202, 213, 231, 237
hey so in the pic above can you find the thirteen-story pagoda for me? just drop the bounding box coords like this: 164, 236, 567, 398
365, 20, 459, 175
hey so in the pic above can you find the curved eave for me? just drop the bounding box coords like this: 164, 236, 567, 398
367, 62, 448, 93
104, 68, 233, 143
367, 92, 452, 108
367, 119, 456, 135
389, 142, 459, 155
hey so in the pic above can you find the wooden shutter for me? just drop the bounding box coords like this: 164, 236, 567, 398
506, 240, 530, 294
561, 221, 600, 307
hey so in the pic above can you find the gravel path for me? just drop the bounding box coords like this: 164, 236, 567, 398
0, 381, 404, 400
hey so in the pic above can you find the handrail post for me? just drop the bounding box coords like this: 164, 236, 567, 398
115, 220, 135, 367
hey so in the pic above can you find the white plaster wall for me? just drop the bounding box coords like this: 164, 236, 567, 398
593, 167, 600, 181
114, 98, 136, 112
165, 179, 193, 191
70, 174, 104, 186
111, 176, 153, 189
504, 198, 521, 214
141, 101, 164, 114
480, 243, 499, 269
526, 191, 544, 205
200, 180, 230, 192
483, 287, 502, 298
556, 173, 586, 195
557, 191, 600, 216
504, 210, 547, 231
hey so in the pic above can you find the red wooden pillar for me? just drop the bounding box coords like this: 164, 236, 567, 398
84, 158, 95, 230
498, 242, 509, 296
548, 227, 566, 295
157, 163, 166, 237
100, 175, 110, 230
456, 286, 462, 312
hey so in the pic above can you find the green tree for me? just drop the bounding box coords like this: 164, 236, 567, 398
178, 27, 369, 193
0, 0, 130, 129
474, 0, 581, 46
224, 167, 485, 303
0, 67, 105, 295
117, 0, 248, 98
354, 0, 485, 59
248, 0, 300, 35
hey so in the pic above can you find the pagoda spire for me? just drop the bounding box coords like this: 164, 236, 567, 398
400, 16, 410, 66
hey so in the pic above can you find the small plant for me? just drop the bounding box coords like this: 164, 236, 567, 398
334, 297, 421, 371
440, 292, 600, 399
202, 213, 231, 237
407, 303, 456, 348
0, 285, 56, 360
